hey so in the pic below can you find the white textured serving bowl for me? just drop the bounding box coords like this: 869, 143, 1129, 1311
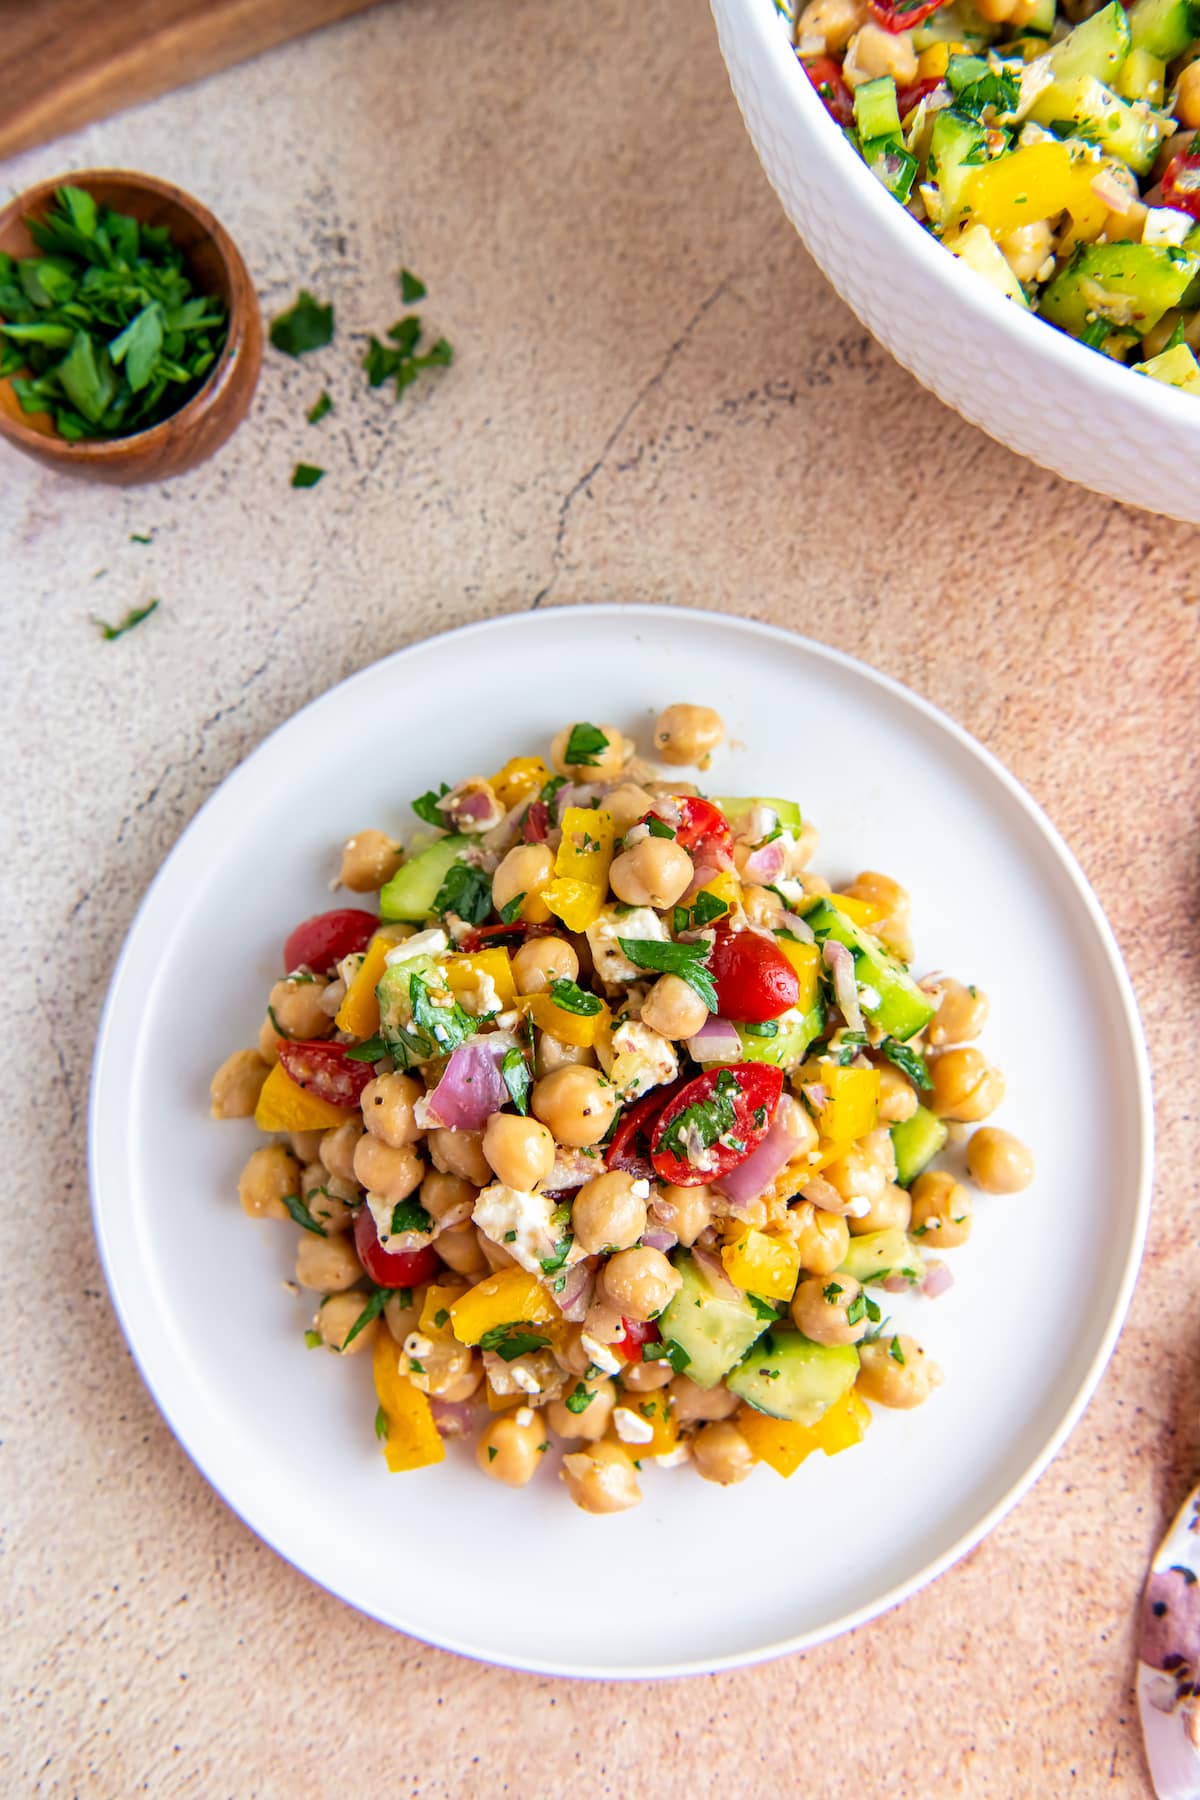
711, 0, 1200, 522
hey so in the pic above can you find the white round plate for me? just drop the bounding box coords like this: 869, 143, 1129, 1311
90, 604, 1152, 1678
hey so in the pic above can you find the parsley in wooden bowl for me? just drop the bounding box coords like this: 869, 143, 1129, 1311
0, 171, 261, 484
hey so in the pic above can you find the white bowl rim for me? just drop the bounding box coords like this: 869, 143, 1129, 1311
87, 602, 1155, 1679
738, 0, 1200, 435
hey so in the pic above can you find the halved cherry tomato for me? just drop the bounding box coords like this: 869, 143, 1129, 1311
709, 927, 800, 1022
650, 1063, 783, 1186
522, 800, 550, 843
674, 797, 734, 868
895, 75, 942, 118
615, 1318, 661, 1363
353, 1207, 441, 1289
1162, 147, 1200, 224
869, 0, 949, 31
276, 1040, 375, 1110
802, 56, 855, 128
283, 908, 377, 974
605, 1078, 687, 1178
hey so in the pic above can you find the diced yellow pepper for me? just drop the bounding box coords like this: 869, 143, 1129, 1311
541, 876, 607, 932
335, 924, 413, 1038
827, 892, 883, 928
816, 1387, 871, 1454
916, 41, 949, 78
555, 807, 616, 886
775, 937, 821, 1011
489, 756, 551, 810
372, 1330, 445, 1472
526, 988, 611, 1049
253, 1061, 351, 1133
962, 141, 1107, 241
619, 1397, 679, 1459
419, 1283, 466, 1341
721, 1228, 802, 1303
449, 1267, 558, 1345
735, 1387, 870, 1478
801, 1062, 880, 1145
444, 946, 517, 1010
485, 1382, 524, 1412
698, 870, 741, 917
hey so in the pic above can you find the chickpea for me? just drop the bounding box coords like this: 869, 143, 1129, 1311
476, 1408, 547, 1487
844, 21, 918, 86
477, 1229, 517, 1272
483, 1113, 556, 1190
238, 1144, 299, 1221
546, 1375, 617, 1441
792, 822, 820, 870
668, 1375, 740, 1424
639, 973, 710, 1041
926, 978, 989, 1047
257, 1012, 283, 1066
436, 1360, 484, 1405
928, 1048, 1005, 1122
301, 1163, 356, 1234
320, 1119, 364, 1184
314, 1290, 377, 1354
561, 1439, 642, 1514
824, 1137, 891, 1210
421, 1169, 477, 1223
619, 1357, 673, 1393
967, 1127, 1034, 1194
535, 1033, 597, 1076
550, 723, 628, 779
267, 975, 332, 1040
428, 1127, 492, 1187
842, 870, 913, 961
288, 1129, 324, 1163
849, 1181, 912, 1237
999, 219, 1054, 285
572, 1171, 649, 1254
210, 1048, 269, 1119
856, 1335, 943, 1409
603, 782, 657, 833
653, 703, 725, 769
876, 1063, 918, 1124
609, 838, 694, 910
582, 1297, 626, 1345
692, 1419, 755, 1486
1179, 61, 1200, 130
774, 1092, 819, 1159
790, 1274, 868, 1346
741, 885, 788, 930
654, 1183, 714, 1248
408, 1335, 476, 1399
436, 1221, 489, 1276
360, 1072, 423, 1148
796, 0, 867, 53
339, 828, 402, 892
383, 1288, 423, 1343
492, 843, 556, 925
511, 935, 579, 995
791, 1201, 851, 1276
531, 1066, 619, 1148
353, 1135, 423, 1203
295, 1231, 363, 1293
555, 1323, 593, 1379
601, 1247, 681, 1322
910, 1170, 972, 1247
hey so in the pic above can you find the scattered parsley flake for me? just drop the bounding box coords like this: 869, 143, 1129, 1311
563, 723, 609, 767
374, 1403, 388, 1441
291, 462, 325, 488
93, 598, 159, 640
549, 977, 603, 1016
281, 1191, 327, 1238
478, 1322, 550, 1361
306, 390, 333, 424
269, 290, 333, 357
617, 937, 717, 1012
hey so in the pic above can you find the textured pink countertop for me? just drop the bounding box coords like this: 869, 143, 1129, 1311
2, 0, 1197, 1793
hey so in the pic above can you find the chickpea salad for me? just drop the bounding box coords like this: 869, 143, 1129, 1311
780, 0, 1200, 395
212, 704, 1033, 1515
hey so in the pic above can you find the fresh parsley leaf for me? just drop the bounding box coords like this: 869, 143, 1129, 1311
563, 723, 609, 767
834, 1029, 869, 1067
399, 268, 427, 303
865, 1296, 881, 1324
665, 1339, 691, 1373
408, 973, 474, 1057
846, 1294, 867, 1326
269, 290, 334, 357
282, 1191, 327, 1238
433, 861, 492, 925
548, 977, 603, 1017
129, 532, 153, 544
503, 1230, 517, 1243
291, 462, 325, 488
540, 774, 568, 822
617, 937, 717, 1012
345, 1034, 388, 1063
342, 1287, 393, 1350
92, 598, 159, 641
743, 1020, 778, 1039
692, 890, 730, 927
412, 783, 450, 825
487, 1445, 498, 1462
540, 1239, 573, 1275
656, 1068, 741, 1167
433, 1308, 450, 1329
889, 1335, 906, 1365
641, 1340, 674, 1363
389, 1198, 433, 1236
564, 1382, 594, 1414
498, 893, 525, 924
478, 1322, 551, 1362
303, 1328, 322, 1349
306, 390, 333, 424
881, 1037, 932, 1090
947, 58, 1019, 119
748, 1294, 781, 1321
822, 1281, 844, 1302
501, 1048, 532, 1115
646, 817, 676, 840
374, 1403, 388, 1441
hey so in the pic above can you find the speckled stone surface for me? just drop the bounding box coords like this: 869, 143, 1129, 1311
2, 2, 1197, 1794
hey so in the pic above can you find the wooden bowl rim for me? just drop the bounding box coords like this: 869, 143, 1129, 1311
0, 167, 255, 464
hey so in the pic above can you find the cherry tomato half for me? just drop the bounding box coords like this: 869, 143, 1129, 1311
672, 797, 735, 869
522, 799, 550, 843
353, 1207, 441, 1289
605, 1078, 687, 1178
895, 75, 943, 118
1162, 147, 1200, 223
869, 0, 949, 32
276, 1039, 375, 1111
803, 56, 855, 127
709, 927, 800, 1022
283, 908, 378, 974
615, 1318, 662, 1363
650, 1063, 783, 1186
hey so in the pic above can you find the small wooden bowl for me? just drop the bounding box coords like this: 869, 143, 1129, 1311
0, 170, 261, 484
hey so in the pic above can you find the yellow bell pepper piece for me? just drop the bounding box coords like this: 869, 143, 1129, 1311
736, 1387, 870, 1477
485, 1382, 524, 1412
721, 1228, 802, 1303
372, 1330, 445, 1472
335, 924, 413, 1038
449, 1267, 558, 1346
253, 1061, 351, 1133
615, 1396, 679, 1459
444, 946, 517, 1010
489, 756, 551, 810
526, 988, 611, 1049
775, 937, 821, 1011
816, 1387, 871, 1454
541, 876, 607, 932
916, 41, 949, 78
801, 1062, 880, 1145
555, 807, 615, 884
827, 892, 883, 928
962, 141, 1107, 240
419, 1283, 466, 1341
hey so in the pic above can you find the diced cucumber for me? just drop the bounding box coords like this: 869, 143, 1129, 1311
1113, 45, 1165, 102
713, 795, 803, 831
804, 900, 936, 1042
1030, 75, 1168, 174
379, 834, 470, 921
949, 222, 1030, 308
375, 954, 440, 1039
1045, 0, 1131, 84
837, 1227, 924, 1285
727, 1329, 859, 1424
913, 0, 996, 48
1128, 0, 1200, 60
1040, 242, 1200, 338
891, 1104, 949, 1187
855, 76, 901, 143
929, 107, 990, 229
735, 1003, 825, 1070
864, 137, 920, 202
1020, 0, 1057, 38
657, 1252, 769, 1390
1182, 228, 1200, 309
1135, 341, 1200, 392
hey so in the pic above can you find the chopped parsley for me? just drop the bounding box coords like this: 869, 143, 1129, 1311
487, 1445, 498, 1462
889, 1335, 906, 1365
389, 1198, 433, 1236
503, 1230, 517, 1243
433, 1309, 450, 1329
408, 973, 474, 1057
291, 462, 325, 488
362, 302, 453, 401
374, 1403, 388, 1441
881, 1037, 932, 1090
616, 937, 717, 1011
306, 390, 333, 424
303, 1329, 322, 1349
281, 1191, 327, 1238
432, 860, 493, 925
656, 1067, 741, 1166
412, 783, 450, 825
92, 599, 159, 640
747, 1294, 782, 1321
399, 268, 427, 303
822, 1281, 844, 1303
640, 1340, 675, 1363
345, 1034, 388, 1063
646, 817, 676, 840
540, 774, 568, 822
743, 1020, 778, 1039
673, 889, 729, 934
269, 289, 334, 356
342, 1287, 394, 1350
539, 1238, 573, 1275
478, 1322, 551, 1362
946, 58, 1019, 119
498, 893, 525, 924
563, 722, 609, 767
564, 1382, 594, 1414
501, 1047, 532, 1115
549, 977, 603, 1016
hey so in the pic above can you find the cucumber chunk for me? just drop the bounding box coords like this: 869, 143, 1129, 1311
1128, 0, 1200, 60
1135, 342, 1200, 393
735, 1003, 825, 1070
1045, 0, 1131, 84
929, 108, 990, 230
891, 1104, 949, 1187
837, 1227, 924, 1285
1040, 242, 1199, 339
727, 1329, 860, 1423
804, 900, 935, 1042
1030, 74, 1168, 175
657, 1252, 769, 1390
713, 795, 803, 831
379, 835, 470, 921
854, 76, 901, 143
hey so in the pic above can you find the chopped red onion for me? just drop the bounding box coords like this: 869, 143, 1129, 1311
742, 839, 787, 884
432, 1200, 475, 1233
923, 1259, 955, 1299
781, 910, 815, 943
687, 1016, 739, 1063
640, 1226, 678, 1253
823, 939, 864, 1032
554, 1260, 595, 1323
424, 1041, 508, 1131
717, 1119, 804, 1204
691, 1243, 739, 1299
682, 862, 721, 904
881, 1273, 910, 1294
521, 800, 549, 844
429, 1397, 480, 1438
556, 782, 606, 814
